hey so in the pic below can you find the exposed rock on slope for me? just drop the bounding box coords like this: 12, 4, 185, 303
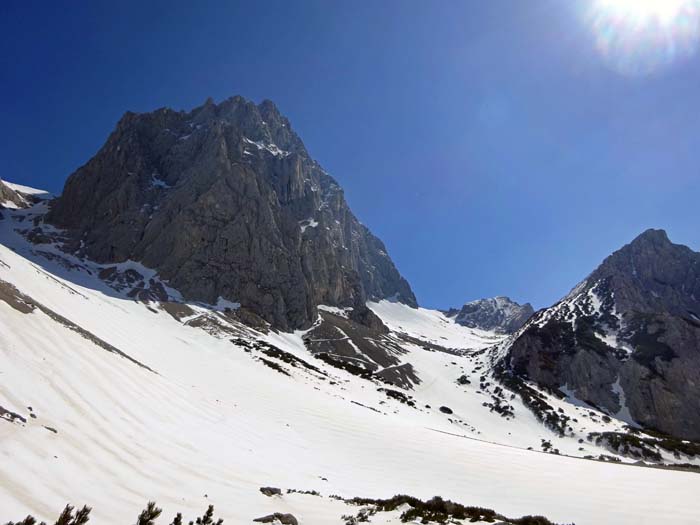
47, 96, 416, 329
303, 306, 421, 389
447, 296, 533, 333
500, 229, 700, 440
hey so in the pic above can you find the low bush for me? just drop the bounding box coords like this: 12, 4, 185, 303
343, 494, 571, 524
5, 503, 223, 525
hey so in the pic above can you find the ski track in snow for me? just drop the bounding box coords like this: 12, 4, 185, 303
0, 201, 699, 525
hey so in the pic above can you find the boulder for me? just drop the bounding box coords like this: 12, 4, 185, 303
253, 513, 298, 525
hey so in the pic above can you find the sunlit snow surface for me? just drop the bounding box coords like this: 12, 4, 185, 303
3, 181, 52, 198
0, 193, 699, 524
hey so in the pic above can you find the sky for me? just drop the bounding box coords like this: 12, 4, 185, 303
2, 0, 700, 310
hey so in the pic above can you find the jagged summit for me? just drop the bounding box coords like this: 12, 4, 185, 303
631, 227, 670, 243
602, 228, 676, 264
590, 228, 700, 317
447, 296, 534, 334
47, 95, 416, 329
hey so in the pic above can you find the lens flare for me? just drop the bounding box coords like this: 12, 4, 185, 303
587, 0, 700, 75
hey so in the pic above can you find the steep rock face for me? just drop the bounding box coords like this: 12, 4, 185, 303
447, 297, 533, 333
47, 96, 416, 329
500, 229, 700, 440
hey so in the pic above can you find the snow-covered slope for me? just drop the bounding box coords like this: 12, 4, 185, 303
368, 299, 502, 349
1, 195, 699, 525
2, 181, 52, 199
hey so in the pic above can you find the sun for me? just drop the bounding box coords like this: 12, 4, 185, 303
587, 0, 700, 75
595, 0, 693, 25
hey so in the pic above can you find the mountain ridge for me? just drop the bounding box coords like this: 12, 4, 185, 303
499, 227, 700, 440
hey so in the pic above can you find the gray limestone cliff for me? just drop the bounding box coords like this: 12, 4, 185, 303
47, 96, 416, 330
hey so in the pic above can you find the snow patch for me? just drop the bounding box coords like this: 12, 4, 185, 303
3, 181, 52, 199
317, 305, 352, 318
299, 218, 319, 233
560, 384, 591, 409
243, 137, 291, 158
594, 329, 619, 348
151, 175, 171, 189
612, 378, 638, 427
215, 297, 241, 311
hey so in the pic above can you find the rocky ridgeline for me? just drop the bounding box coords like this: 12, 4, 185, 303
47, 96, 416, 330
499, 229, 700, 441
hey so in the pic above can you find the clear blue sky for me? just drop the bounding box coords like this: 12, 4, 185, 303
2, 1, 699, 310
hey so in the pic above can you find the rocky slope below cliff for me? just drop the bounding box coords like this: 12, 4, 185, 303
447, 296, 534, 333
46, 96, 416, 330
498, 229, 700, 441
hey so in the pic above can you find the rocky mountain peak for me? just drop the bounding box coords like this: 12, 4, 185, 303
632, 227, 670, 244
46, 95, 416, 330
447, 296, 534, 333
501, 229, 700, 441
600, 229, 678, 269
590, 228, 700, 318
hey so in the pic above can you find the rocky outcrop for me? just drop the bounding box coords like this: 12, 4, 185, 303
447, 296, 533, 333
303, 306, 421, 389
47, 96, 416, 330
254, 513, 298, 525
500, 229, 700, 441
259, 487, 282, 497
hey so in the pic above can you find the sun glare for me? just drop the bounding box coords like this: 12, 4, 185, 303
588, 0, 700, 75
596, 0, 691, 25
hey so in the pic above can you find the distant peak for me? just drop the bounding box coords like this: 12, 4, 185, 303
451, 296, 534, 333
466, 296, 528, 307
